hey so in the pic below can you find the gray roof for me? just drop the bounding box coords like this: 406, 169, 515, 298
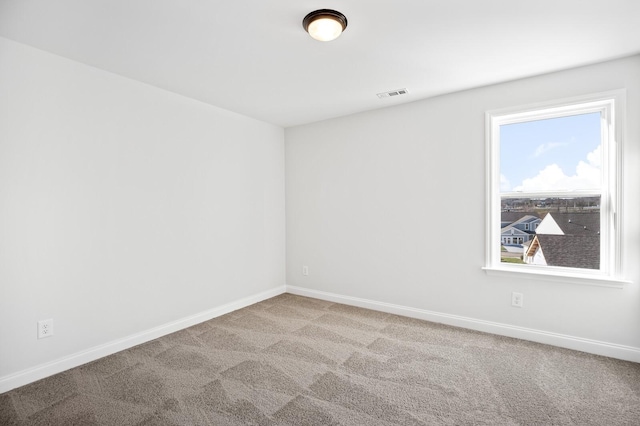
534, 234, 600, 270
501, 214, 541, 235
501, 211, 541, 223
541, 212, 600, 235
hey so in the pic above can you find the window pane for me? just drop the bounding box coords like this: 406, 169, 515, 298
500, 112, 602, 193
487, 93, 622, 279
500, 196, 600, 269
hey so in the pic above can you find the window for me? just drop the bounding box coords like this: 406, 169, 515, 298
485, 91, 625, 284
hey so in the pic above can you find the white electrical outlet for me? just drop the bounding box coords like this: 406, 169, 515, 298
302, 265, 309, 276
511, 292, 524, 308
38, 319, 54, 339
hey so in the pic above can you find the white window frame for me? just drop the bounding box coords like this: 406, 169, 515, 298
484, 91, 628, 287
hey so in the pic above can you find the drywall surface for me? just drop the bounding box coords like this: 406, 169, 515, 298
0, 37, 285, 379
285, 55, 640, 354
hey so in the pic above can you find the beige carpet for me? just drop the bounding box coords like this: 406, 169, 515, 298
1, 293, 639, 425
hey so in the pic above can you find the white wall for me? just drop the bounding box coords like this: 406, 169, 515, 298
285, 55, 640, 359
0, 37, 285, 386
1, 36, 637, 394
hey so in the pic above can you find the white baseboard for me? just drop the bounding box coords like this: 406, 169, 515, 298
4, 283, 637, 394
286, 285, 640, 363
0, 285, 287, 394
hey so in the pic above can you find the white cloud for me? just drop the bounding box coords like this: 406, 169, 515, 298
586, 144, 601, 168
514, 145, 601, 191
500, 174, 511, 192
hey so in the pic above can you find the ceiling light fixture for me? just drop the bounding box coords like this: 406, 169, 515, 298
303, 9, 348, 42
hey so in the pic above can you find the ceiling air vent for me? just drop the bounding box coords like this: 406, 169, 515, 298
377, 88, 408, 99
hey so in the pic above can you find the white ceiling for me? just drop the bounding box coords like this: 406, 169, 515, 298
1, 0, 639, 128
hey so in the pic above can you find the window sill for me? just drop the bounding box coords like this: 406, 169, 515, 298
482, 266, 631, 288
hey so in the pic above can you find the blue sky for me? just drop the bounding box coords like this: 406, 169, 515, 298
500, 112, 602, 192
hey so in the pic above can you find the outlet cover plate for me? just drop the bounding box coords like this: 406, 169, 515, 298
511, 292, 524, 308
38, 319, 54, 339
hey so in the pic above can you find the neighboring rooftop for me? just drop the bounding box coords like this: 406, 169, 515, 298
539, 212, 600, 236
501, 211, 541, 224
532, 234, 600, 270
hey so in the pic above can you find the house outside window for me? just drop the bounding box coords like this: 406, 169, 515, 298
485, 91, 625, 283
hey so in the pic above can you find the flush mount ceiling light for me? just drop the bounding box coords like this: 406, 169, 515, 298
303, 9, 348, 41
